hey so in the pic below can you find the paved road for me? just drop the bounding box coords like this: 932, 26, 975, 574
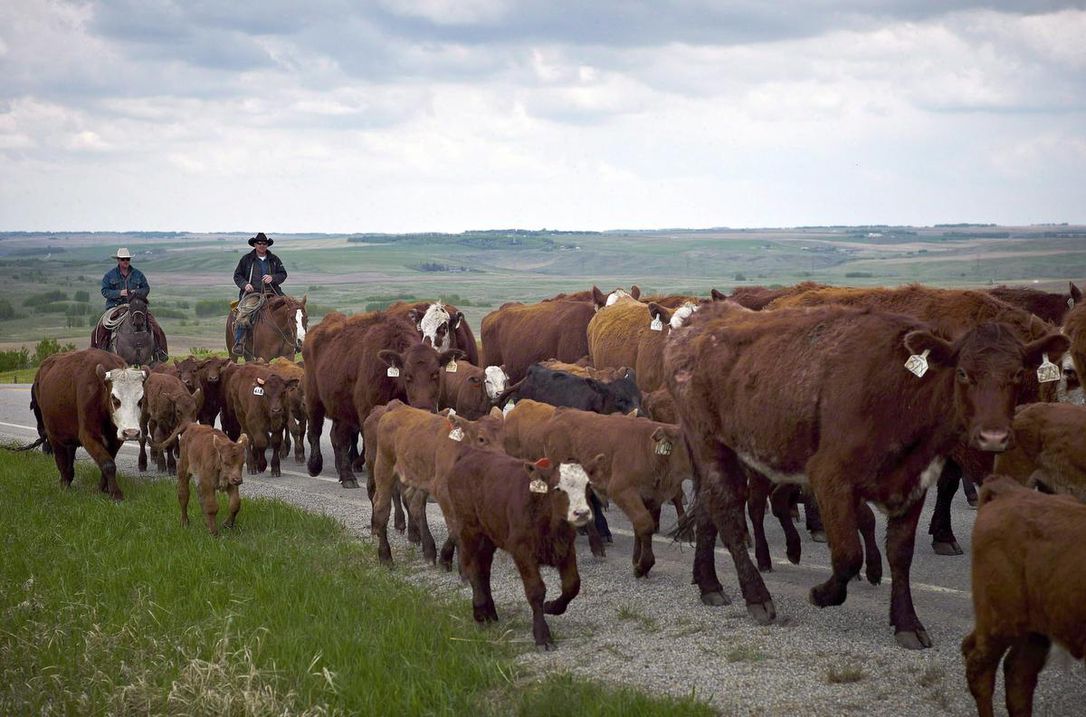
2, 382, 1083, 716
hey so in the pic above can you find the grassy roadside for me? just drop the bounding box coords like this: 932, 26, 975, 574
0, 367, 37, 384
0, 450, 713, 716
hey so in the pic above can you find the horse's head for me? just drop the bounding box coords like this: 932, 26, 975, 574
127, 295, 149, 330
267, 294, 308, 353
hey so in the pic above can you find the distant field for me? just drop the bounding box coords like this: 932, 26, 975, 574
2, 225, 1085, 353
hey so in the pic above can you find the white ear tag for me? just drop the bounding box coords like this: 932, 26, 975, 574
446, 360, 457, 373
386, 366, 400, 378
502, 400, 515, 417
529, 478, 549, 494
448, 426, 464, 442
1037, 353, 1061, 383
252, 386, 265, 396
1068, 297, 1075, 309
904, 349, 930, 379
655, 439, 673, 455
650, 316, 663, 331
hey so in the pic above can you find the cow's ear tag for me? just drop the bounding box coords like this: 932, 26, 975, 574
1037, 353, 1061, 383
904, 349, 930, 378
502, 400, 516, 417
448, 426, 464, 442
655, 439, 673, 455
1069, 297, 1076, 309
252, 386, 265, 396
446, 408, 456, 417
386, 366, 400, 378
446, 360, 457, 373
529, 478, 549, 494
650, 315, 663, 331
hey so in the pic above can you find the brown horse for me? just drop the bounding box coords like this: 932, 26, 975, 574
92, 295, 165, 367
225, 294, 308, 362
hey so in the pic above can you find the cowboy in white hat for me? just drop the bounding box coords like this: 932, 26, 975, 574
230, 233, 288, 355
93, 247, 168, 360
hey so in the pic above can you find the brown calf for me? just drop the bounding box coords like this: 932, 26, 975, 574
438, 360, 512, 419
221, 363, 297, 477
194, 356, 232, 427
962, 476, 1086, 717
446, 452, 602, 649
269, 357, 307, 463
138, 372, 202, 474
993, 402, 1086, 501
543, 408, 686, 577
176, 424, 249, 536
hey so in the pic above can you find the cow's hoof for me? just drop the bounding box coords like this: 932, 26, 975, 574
603, 535, 614, 545
786, 546, 801, 565
591, 547, 606, 559
307, 455, 323, 477
757, 560, 773, 573
543, 600, 567, 615
747, 601, 776, 625
895, 628, 933, 650
932, 540, 963, 556
341, 479, 359, 489
809, 530, 827, 543
537, 641, 557, 652
810, 581, 847, 607
866, 564, 883, 586
271, 469, 281, 478
700, 590, 730, 607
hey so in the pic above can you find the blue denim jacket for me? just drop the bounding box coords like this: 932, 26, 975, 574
101, 266, 149, 309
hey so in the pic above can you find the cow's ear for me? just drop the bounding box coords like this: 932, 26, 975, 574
629, 285, 641, 300
647, 302, 674, 326
407, 309, 420, 324
237, 433, 250, 448
438, 349, 464, 368
453, 311, 464, 329
710, 288, 727, 301
468, 375, 482, 384
96, 364, 109, 382
286, 378, 300, 390
488, 406, 504, 420
591, 285, 607, 309
301, 293, 308, 306
1024, 332, 1071, 368
583, 452, 607, 479
1070, 283, 1083, 305
904, 331, 956, 366
378, 350, 404, 369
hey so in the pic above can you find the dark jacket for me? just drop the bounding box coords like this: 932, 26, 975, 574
101, 266, 150, 309
233, 250, 287, 300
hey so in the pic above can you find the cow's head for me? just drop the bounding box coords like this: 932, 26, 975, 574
525, 455, 606, 527
198, 356, 231, 385
213, 433, 249, 488
483, 365, 510, 401
97, 365, 148, 441
595, 374, 643, 416
647, 301, 700, 330
250, 373, 298, 424
591, 285, 641, 310
905, 322, 1069, 452
411, 302, 453, 352
380, 346, 464, 412
174, 356, 199, 393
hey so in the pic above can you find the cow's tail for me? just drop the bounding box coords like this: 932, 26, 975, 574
152, 420, 192, 452
667, 431, 702, 543
26, 384, 52, 454
8, 437, 45, 452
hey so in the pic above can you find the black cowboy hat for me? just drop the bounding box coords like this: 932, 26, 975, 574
248, 232, 274, 247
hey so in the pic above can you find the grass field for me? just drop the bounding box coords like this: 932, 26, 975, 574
2, 225, 1085, 354
0, 449, 712, 716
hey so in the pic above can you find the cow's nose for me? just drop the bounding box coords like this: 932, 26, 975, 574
976, 429, 1010, 452
209, 376, 219, 383
572, 508, 592, 525
122, 429, 140, 440
272, 407, 283, 414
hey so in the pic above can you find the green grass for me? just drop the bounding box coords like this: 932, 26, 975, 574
0, 450, 713, 716
0, 367, 38, 384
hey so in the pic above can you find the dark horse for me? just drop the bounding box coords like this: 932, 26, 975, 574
92, 295, 163, 367
225, 294, 308, 362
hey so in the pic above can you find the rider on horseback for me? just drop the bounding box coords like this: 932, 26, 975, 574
231, 233, 288, 355
93, 247, 169, 362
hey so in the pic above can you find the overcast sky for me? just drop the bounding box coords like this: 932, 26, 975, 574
1, 1, 1084, 233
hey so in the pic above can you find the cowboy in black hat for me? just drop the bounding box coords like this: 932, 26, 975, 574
231, 233, 288, 354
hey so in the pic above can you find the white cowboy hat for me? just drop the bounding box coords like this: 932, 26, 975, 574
112, 247, 132, 259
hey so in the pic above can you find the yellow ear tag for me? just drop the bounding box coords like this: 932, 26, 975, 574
655, 439, 673, 455
650, 316, 663, 331
448, 426, 464, 442
1037, 353, 1061, 383
446, 360, 457, 373
904, 349, 930, 379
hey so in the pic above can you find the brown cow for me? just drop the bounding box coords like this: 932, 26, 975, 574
665, 301, 1067, 648
28, 349, 148, 500
370, 401, 506, 566
962, 476, 1086, 717
722, 281, 827, 310
438, 360, 512, 420
767, 282, 1062, 555
388, 300, 480, 366
501, 399, 557, 463
194, 356, 233, 427
542, 407, 686, 578
303, 310, 462, 487
993, 402, 1086, 501
269, 357, 306, 463
175, 423, 249, 536
988, 281, 1081, 326
221, 363, 297, 477
538, 359, 630, 382
481, 300, 596, 382
137, 372, 202, 474
446, 451, 603, 649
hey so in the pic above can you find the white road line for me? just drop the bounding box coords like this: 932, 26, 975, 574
0, 418, 969, 597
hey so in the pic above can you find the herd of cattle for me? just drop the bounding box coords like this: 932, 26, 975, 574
18, 280, 1086, 716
